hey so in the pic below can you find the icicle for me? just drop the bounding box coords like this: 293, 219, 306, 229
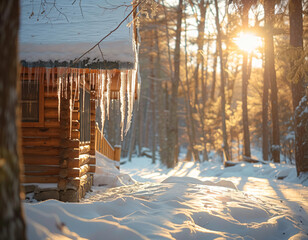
46, 68, 50, 94
106, 71, 111, 119
52, 67, 55, 90
69, 70, 73, 139
57, 68, 62, 122
125, 70, 132, 134
120, 71, 127, 141
82, 69, 85, 114
64, 69, 68, 99
100, 93, 106, 134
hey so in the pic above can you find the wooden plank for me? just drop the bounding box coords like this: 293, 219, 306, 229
22, 127, 60, 138
22, 175, 59, 184
23, 155, 60, 165
22, 146, 60, 156
22, 137, 61, 147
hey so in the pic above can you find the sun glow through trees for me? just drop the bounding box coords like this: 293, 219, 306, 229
234, 32, 262, 52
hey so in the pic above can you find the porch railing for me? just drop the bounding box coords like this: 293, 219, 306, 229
95, 124, 121, 169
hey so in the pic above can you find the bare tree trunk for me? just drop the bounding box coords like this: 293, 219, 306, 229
289, 0, 307, 174
214, 0, 229, 159
264, 0, 280, 163
149, 32, 156, 163
262, 53, 269, 161
166, 0, 183, 168
241, 3, 251, 158
210, 47, 218, 101
0, 1, 26, 239
184, 12, 199, 161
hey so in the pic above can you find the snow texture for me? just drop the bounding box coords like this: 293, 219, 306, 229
19, 0, 135, 63
25, 153, 308, 240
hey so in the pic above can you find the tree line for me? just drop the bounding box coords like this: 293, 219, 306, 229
121, 0, 308, 175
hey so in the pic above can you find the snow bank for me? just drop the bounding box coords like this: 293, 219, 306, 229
24, 156, 308, 240
94, 151, 135, 187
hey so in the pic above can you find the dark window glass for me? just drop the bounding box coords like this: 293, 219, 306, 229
21, 80, 39, 122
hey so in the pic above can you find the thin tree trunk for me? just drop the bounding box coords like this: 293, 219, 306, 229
214, 0, 229, 160
184, 11, 199, 162
166, 0, 183, 168
0, 1, 26, 239
264, 0, 280, 163
289, 0, 307, 174
150, 31, 156, 164
241, 4, 251, 158
210, 47, 218, 100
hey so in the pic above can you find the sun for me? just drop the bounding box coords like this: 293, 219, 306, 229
234, 32, 262, 52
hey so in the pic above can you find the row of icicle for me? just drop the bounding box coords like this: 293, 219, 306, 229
21, 66, 137, 141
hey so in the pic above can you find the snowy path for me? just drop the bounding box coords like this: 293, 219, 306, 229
25, 156, 308, 240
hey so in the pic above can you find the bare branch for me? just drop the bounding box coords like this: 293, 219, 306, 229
72, 0, 145, 65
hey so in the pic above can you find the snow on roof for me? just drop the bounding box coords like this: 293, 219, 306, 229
19, 0, 135, 64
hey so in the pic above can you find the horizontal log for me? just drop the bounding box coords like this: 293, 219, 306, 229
22, 146, 60, 156
45, 98, 79, 110
62, 149, 79, 159
68, 168, 80, 178
22, 175, 59, 184
24, 165, 60, 176
44, 120, 60, 128
80, 145, 90, 154
58, 178, 67, 190
23, 155, 60, 165
22, 127, 60, 138
22, 137, 60, 148
44, 98, 58, 108
89, 165, 96, 173
79, 154, 90, 166
68, 158, 80, 168
80, 164, 89, 177
44, 108, 58, 119
70, 130, 80, 140
89, 157, 96, 165
61, 139, 80, 148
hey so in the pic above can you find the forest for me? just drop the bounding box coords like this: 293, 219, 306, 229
0, 0, 308, 239
103, 0, 308, 173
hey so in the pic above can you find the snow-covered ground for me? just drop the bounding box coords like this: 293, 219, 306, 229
25, 153, 308, 240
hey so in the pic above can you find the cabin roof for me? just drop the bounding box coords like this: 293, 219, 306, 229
19, 0, 135, 65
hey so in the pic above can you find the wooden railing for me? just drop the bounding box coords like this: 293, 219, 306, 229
95, 124, 121, 168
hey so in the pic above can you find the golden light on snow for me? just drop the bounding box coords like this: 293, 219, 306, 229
234, 32, 262, 52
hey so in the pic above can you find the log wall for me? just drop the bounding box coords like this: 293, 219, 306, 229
20, 66, 128, 201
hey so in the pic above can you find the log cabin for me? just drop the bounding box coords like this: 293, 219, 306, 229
19, 0, 139, 201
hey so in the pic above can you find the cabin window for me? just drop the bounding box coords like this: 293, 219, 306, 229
80, 88, 91, 143
21, 80, 39, 122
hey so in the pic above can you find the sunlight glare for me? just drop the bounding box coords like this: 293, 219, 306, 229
234, 32, 262, 52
